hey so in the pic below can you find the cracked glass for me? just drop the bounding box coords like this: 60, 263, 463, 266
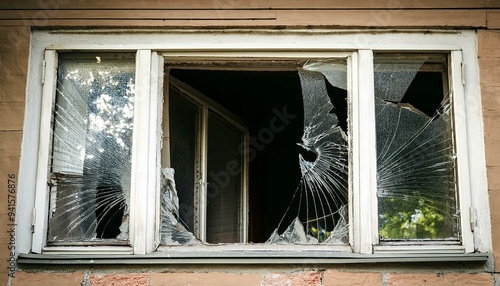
267, 60, 349, 244
374, 54, 460, 240
48, 53, 135, 243
161, 59, 349, 245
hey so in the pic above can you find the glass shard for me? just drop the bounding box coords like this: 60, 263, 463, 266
375, 54, 459, 240
266, 217, 312, 244
48, 53, 135, 243
267, 61, 349, 244
160, 168, 200, 245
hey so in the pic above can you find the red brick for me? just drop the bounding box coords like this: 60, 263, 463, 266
150, 272, 261, 286
322, 270, 382, 286
11, 271, 83, 286
386, 273, 493, 286
262, 271, 321, 286
90, 273, 148, 286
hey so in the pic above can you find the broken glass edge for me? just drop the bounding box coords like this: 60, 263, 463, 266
266, 64, 349, 245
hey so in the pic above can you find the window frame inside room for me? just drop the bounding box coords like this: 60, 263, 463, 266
164, 75, 251, 243
20, 30, 490, 257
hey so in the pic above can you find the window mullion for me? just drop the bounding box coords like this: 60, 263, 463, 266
130, 49, 153, 254
355, 50, 377, 254
198, 105, 209, 241
148, 52, 164, 253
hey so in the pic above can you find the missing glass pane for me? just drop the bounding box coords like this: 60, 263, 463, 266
374, 54, 460, 241
48, 53, 134, 244
162, 59, 349, 245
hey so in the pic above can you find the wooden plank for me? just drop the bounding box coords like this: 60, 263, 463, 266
0, 9, 487, 28
275, 9, 487, 28
0, 9, 277, 20
0, 0, 498, 10
0, 19, 278, 27
487, 10, 500, 29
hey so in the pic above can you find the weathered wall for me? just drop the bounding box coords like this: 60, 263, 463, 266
1, 0, 500, 285
0, 26, 30, 286
0, 0, 498, 28
480, 29, 500, 276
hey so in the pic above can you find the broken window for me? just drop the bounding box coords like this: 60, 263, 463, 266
45, 53, 462, 247
374, 54, 460, 241
161, 59, 349, 245
47, 53, 135, 244
27, 31, 488, 256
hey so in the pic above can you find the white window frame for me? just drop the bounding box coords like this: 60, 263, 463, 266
17, 29, 491, 257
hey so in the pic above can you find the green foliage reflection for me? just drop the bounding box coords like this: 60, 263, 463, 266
379, 197, 447, 240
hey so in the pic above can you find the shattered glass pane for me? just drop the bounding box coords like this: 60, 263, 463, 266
267, 60, 349, 244
160, 168, 200, 245
48, 53, 135, 243
375, 54, 460, 240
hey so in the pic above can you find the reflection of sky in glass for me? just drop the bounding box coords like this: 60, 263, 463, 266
48, 54, 135, 242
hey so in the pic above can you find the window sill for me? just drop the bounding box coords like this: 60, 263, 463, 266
17, 252, 490, 265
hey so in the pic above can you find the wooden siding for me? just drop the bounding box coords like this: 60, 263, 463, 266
0, 0, 498, 28
1, 0, 499, 9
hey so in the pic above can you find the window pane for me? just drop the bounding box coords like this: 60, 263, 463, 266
48, 53, 135, 243
206, 111, 245, 243
168, 89, 198, 233
374, 54, 460, 240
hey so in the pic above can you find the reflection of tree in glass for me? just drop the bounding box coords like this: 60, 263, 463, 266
81, 62, 134, 239
48, 55, 135, 242
379, 197, 446, 239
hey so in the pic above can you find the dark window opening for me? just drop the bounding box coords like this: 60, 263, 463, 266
169, 68, 348, 243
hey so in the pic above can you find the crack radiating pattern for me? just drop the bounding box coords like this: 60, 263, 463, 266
374, 56, 459, 240
268, 63, 349, 244
48, 54, 134, 243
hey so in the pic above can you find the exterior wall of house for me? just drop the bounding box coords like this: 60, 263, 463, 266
1, 1, 499, 285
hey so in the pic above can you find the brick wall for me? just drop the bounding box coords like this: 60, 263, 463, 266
9, 270, 496, 285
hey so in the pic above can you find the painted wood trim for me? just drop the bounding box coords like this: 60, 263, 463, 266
130, 49, 152, 254
349, 52, 359, 252
462, 34, 492, 253
147, 52, 163, 253
450, 51, 474, 253
357, 50, 376, 254
37, 30, 473, 52
32, 50, 58, 254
